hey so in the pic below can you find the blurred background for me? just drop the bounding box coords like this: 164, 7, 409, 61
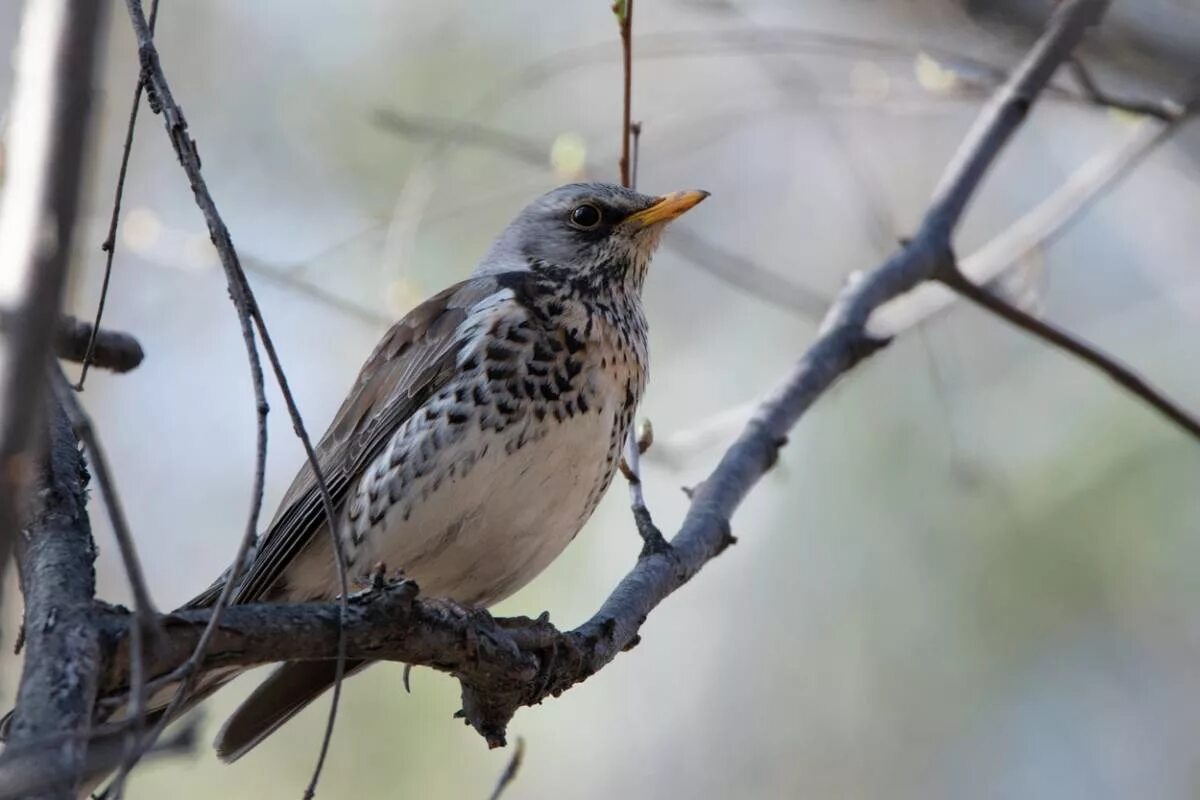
4, 1, 1200, 797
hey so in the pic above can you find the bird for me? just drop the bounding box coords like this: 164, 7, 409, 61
104, 182, 707, 763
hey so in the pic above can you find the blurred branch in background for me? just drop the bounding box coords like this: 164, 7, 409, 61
374, 108, 831, 321
0, 0, 106, 636
656, 45, 1200, 465
0, 3, 109, 797
55, 316, 144, 374
0, 718, 196, 800
486, 737, 525, 800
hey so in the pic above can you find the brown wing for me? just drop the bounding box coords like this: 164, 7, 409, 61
189, 274, 506, 608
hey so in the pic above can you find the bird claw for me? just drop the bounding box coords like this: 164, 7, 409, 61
425, 596, 477, 621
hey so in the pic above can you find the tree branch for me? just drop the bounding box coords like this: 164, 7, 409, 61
55, 316, 144, 374
5, 399, 102, 800
0, 0, 107, 631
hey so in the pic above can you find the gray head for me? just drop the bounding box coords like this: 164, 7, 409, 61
477, 182, 708, 291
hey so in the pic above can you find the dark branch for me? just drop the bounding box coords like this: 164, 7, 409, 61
6, 399, 102, 800
1067, 58, 1184, 121
615, 0, 633, 187
50, 367, 159, 796
0, 0, 107, 634
76, 0, 161, 390
55, 316, 144, 374
938, 262, 1200, 440
486, 737, 525, 800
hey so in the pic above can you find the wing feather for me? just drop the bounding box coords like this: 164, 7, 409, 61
186, 275, 505, 608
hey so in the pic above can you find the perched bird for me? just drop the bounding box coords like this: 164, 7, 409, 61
125, 182, 706, 762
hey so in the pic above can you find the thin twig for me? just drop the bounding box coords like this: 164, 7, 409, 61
372, 109, 547, 166
242, 256, 392, 328
105, 1, 271, 789
1068, 58, 1182, 121
372, 109, 830, 320
120, 3, 352, 795
610, 0, 667, 556
76, 0, 160, 390
486, 737, 525, 800
629, 121, 641, 189
250, 300, 352, 800
615, 0, 633, 187
937, 262, 1200, 440
664, 227, 829, 320
868, 79, 1199, 337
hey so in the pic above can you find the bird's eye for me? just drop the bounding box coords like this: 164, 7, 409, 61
569, 203, 602, 229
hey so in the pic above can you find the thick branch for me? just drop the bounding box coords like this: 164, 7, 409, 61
5, 400, 102, 800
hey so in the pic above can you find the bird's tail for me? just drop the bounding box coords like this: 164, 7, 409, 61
214, 658, 370, 763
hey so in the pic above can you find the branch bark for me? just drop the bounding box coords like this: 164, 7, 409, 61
6, 400, 102, 800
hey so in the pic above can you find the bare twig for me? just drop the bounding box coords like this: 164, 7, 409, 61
629, 121, 641, 189
665, 227, 829, 320
0, 0, 107, 639
937, 263, 1200, 439
609, 0, 668, 557
76, 0, 160, 390
372, 109, 830, 320
486, 737, 525, 800
372, 109, 547, 167
55, 316, 144, 373
866, 104, 1196, 337
615, 0, 633, 187
120, 2, 351, 794
241, 256, 392, 328
1068, 58, 1183, 121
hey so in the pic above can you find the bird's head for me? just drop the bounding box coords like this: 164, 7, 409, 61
478, 182, 708, 291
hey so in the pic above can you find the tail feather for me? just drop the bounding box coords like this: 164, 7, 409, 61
215, 659, 369, 763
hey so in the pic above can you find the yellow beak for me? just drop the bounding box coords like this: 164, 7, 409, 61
625, 190, 710, 228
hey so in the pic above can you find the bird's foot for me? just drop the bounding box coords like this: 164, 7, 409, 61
354, 561, 407, 592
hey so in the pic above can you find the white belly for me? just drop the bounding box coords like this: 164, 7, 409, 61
284, 392, 622, 607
